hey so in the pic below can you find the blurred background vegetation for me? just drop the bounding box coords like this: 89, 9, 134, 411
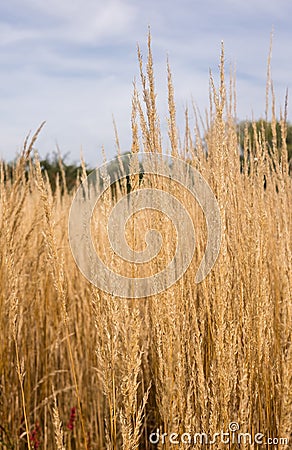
1, 120, 291, 193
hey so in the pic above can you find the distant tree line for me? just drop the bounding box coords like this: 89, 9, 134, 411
0, 152, 90, 193
38, 152, 89, 193
238, 120, 292, 173
1, 120, 291, 193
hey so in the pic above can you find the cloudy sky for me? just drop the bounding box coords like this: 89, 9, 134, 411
0, 0, 291, 166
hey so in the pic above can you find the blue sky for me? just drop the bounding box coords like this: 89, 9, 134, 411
0, 0, 291, 166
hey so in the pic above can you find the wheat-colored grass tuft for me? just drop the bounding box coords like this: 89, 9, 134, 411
0, 35, 291, 450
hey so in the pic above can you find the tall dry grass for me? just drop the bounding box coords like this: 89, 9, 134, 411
0, 34, 291, 449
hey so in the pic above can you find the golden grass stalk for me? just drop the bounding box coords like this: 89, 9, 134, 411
52, 387, 66, 450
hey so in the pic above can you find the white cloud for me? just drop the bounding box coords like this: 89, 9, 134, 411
0, 0, 291, 165
3, 0, 137, 43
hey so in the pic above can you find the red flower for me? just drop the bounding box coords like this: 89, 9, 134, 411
30, 421, 40, 449
67, 407, 77, 431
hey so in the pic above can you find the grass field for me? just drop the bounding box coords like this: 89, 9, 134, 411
0, 36, 291, 449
